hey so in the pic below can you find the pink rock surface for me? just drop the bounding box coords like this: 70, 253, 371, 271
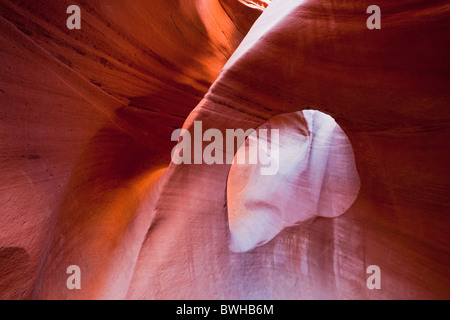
0, 0, 449, 299
227, 110, 360, 253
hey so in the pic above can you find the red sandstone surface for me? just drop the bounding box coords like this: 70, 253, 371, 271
0, 0, 449, 299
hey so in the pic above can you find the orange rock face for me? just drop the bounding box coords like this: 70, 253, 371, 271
0, 0, 449, 299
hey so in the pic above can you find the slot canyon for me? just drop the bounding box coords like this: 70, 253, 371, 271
0, 0, 449, 299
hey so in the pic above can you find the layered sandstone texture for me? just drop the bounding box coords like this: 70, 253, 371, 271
0, 0, 449, 299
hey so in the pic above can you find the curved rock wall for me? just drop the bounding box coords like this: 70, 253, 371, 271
0, 0, 449, 299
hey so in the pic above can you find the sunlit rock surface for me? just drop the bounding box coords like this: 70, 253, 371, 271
227, 110, 360, 253
0, 0, 449, 299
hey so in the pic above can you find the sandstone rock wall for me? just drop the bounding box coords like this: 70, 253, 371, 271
0, 0, 448, 299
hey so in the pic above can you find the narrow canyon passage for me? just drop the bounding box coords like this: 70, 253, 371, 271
0, 0, 449, 299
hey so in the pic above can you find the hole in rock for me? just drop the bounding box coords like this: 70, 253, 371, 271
226, 110, 361, 252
